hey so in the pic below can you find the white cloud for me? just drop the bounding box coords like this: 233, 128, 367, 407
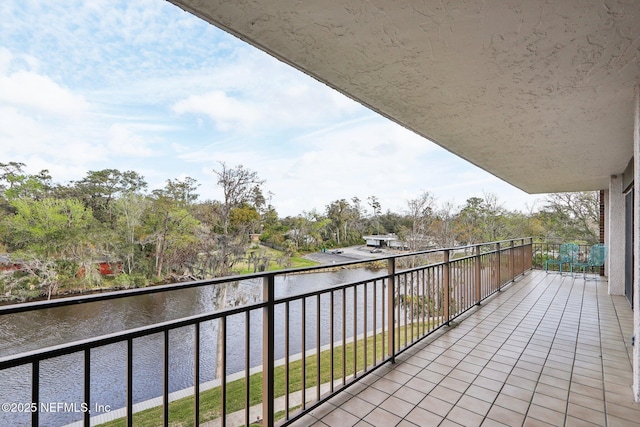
173, 91, 262, 131
107, 123, 155, 157
0, 70, 89, 116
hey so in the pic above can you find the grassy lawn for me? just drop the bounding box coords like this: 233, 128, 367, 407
232, 245, 318, 275
98, 322, 432, 427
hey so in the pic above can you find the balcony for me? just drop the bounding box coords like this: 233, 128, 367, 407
1, 239, 638, 426
289, 269, 639, 427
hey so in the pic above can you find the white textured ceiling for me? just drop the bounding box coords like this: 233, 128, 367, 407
167, 0, 640, 193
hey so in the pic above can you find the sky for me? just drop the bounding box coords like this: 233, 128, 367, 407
0, 0, 544, 217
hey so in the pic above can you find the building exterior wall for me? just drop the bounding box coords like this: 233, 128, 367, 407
608, 179, 625, 295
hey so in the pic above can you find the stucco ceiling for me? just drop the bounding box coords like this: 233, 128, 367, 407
167, 0, 640, 194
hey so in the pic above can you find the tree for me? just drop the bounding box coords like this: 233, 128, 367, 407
212, 162, 265, 236
432, 201, 458, 248
114, 192, 150, 275
402, 191, 435, 251
71, 169, 147, 225
325, 198, 364, 246
209, 163, 266, 379
0, 162, 53, 204
1, 197, 98, 258
367, 195, 382, 234
539, 191, 599, 242
146, 178, 200, 278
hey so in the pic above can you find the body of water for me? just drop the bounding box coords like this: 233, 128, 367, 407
0, 268, 387, 426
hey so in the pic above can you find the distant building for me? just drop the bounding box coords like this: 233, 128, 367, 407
363, 234, 406, 249
363, 234, 436, 251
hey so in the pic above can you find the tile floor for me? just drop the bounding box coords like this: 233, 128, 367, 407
286, 270, 639, 427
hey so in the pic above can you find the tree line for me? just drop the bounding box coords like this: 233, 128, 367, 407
0, 161, 599, 301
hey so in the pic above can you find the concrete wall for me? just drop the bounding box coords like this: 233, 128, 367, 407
607, 179, 625, 295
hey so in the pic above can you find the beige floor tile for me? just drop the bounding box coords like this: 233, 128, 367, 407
446, 406, 485, 427
404, 406, 444, 426
465, 384, 499, 403
487, 404, 526, 426
430, 384, 463, 404
379, 395, 416, 418
418, 395, 454, 417
392, 384, 427, 405
531, 393, 567, 414
564, 415, 601, 427
527, 404, 565, 427
494, 393, 530, 415
361, 407, 402, 427
566, 402, 605, 426
456, 394, 492, 416
320, 407, 360, 427
356, 386, 390, 406
535, 383, 569, 400
338, 396, 376, 419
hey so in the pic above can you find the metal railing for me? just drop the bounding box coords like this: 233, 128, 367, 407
0, 238, 532, 427
531, 241, 597, 271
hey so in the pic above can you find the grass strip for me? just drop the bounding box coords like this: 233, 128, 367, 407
98, 321, 432, 427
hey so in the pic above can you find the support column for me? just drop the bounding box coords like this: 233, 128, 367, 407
633, 85, 640, 403
608, 180, 625, 295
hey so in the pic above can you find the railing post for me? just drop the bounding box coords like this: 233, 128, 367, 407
387, 257, 396, 363
262, 274, 275, 427
510, 240, 515, 282
496, 242, 502, 291
475, 245, 482, 305
443, 249, 450, 326
521, 238, 526, 275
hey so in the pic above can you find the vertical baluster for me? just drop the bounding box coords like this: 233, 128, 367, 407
342, 288, 346, 384
194, 323, 200, 427
245, 311, 250, 427
163, 330, 169, 426
32, 360, 39, 427
372, 281, 377, 364
364, 282, 368, 371
387, 258, 395, 362
329, 292, 334, 393
127, 339, 133, 427
421, 269, 425, 337
381, 279, 385, 362
316, 294, 321, 401
475, 245, 482, 305
444, 250, 450, 326
84, 349, 90, 427
301, 297, 306, 409
353, 285, 357, 379
285, 301, 290, 418
496, 242, 502, 291
510, 240, 515, 282
221, 318, 227, 426
403, 273, 407, 348
410, 271, 414, 343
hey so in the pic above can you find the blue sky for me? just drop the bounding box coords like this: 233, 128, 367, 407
0, 0, 542, 217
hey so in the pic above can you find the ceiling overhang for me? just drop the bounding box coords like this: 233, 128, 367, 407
167, 0, 640, 194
